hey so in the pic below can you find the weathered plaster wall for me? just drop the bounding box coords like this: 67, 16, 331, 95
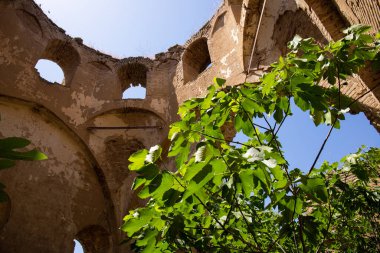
0, 99, 110, 253
0, 0, 379, 252
0, 0, 180, 252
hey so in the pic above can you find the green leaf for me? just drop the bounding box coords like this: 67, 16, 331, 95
162, 188, 182, 207
137, 163, 160, 180
239, 169, 254, 198
132, 176, 147, 190
184, 161, 207, 181
210, 158, 227, 186
281, 197, 303, 215
168, 133, 185, 156
136, 229, 158, 248
174, 141, 191, 168
294, 95, 309, 111
122, 208, 154, 236
183, 164, 213, 199
262, 72, 277, 96
0, 137, 31, 150
343, 24, 371, 35
213, 77, 226, 87
0, 149, 48, 161
299, 176, 328, 202
252, 167, 270, 193
241, 98, 264, 115
273, 107, 284, 123
129, 149, 149, 171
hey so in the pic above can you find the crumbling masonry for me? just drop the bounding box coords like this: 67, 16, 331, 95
0, 0, 379, 252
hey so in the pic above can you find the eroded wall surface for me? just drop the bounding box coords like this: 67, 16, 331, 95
174, 0, 380, 130
0, 0, 379, 252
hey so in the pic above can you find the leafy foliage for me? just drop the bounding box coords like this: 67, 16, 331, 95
0, 136, 47, 202
122, 25, 380, 252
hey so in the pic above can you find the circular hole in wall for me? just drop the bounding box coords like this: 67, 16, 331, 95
35, 59, 65, 85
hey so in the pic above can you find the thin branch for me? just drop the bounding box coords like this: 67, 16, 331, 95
298, 216, 307, 253
292, 198, 301, 253
220, 155, 264, 253
347, 83, 380, 108
171, 174, 258, 253
307, 68, 343, 176
236, 203, 264, 253
223, 182, 237, 227
307, 119, 337, 176
231, 92, 263, 145
316, 192, 335, 253
263, 115, 284, 157
189, 129, 252, 147
262, 114, 295, 194
236, 89, 271, 131
269, 97, 291, 146
338, 66, 342, 111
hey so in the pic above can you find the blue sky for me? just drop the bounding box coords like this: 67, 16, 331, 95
33, 1, 379, 252
34, 0, 221, 58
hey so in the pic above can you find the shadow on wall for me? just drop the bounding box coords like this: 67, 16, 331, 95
75, 225, 110, 253
183, 37, 211, 84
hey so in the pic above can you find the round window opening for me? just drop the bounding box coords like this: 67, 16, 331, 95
35, 59, 65, 85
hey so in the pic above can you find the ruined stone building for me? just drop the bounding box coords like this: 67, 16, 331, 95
0, 0, 379, 252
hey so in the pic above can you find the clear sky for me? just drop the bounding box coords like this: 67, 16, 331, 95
32, 1, 379, 252
34, 0, 221, 58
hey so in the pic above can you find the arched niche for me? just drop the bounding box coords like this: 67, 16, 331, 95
227, 0, 243, 23
182, 37, 211, 84
212, 11, 227, 35
272, 10, 328, 55
87, 108, 166, 187
38, 39, 81, 86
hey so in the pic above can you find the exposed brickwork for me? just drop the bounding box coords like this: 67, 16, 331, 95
0, 0, 379, 252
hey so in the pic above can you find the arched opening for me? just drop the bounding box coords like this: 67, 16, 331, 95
35, 59, 65, 84
39, 39, 81, 86
118, 62, 148, 99
183, 37, 211, 83
122, 84, 146, 99
73, 239, 84, 253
